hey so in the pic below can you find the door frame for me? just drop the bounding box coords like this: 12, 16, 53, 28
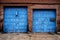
29, 5, 58, 33
0, 4, 31, 32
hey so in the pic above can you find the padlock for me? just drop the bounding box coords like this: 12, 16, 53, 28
50, 18, 55, 22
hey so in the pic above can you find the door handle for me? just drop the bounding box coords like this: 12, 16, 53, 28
16, 11, 18, 17
50, 18, 55, 22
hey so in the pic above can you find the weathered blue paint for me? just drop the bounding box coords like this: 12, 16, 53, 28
32, 9, 56, 32
4, 7, 27, 32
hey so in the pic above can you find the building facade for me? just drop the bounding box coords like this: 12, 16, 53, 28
0, 0, 60, 33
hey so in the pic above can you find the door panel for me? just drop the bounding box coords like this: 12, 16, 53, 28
32, 9, 56, 32
4, 7, 27, 32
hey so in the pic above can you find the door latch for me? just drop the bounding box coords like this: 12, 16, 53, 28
16, 11, 18, 17
50, 18, 55, 22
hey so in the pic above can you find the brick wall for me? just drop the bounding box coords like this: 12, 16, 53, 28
57, 5, 60, 32
0, 0, 60, 3
0, 5, 3, 32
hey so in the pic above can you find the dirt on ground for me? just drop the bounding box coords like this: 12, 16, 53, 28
0, 33, 60, 40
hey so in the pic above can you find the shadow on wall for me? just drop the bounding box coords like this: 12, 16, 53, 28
57, 20, 60, 32
0, 20, 3, 32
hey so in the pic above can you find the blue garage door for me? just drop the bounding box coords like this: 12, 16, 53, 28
32, 9, 56, 32
4, 6, 28, 32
